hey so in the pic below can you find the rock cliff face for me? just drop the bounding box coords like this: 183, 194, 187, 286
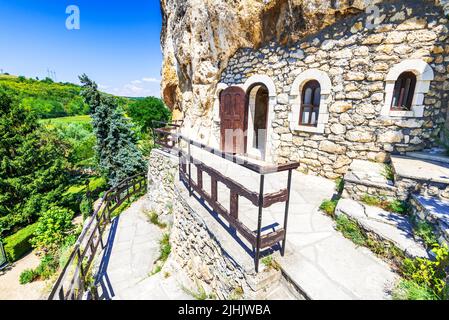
160, 0, 377, 130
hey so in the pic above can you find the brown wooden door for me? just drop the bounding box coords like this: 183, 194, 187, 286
220, 86, 247, 154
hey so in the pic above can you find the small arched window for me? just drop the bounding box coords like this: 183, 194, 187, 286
390, 72, 417, 111
299, 80, 321, 126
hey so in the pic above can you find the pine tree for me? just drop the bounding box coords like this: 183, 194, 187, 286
79, 74, 146, 187
0, 89, 68, 236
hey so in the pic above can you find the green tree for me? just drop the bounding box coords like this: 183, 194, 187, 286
127, 97, 171, 133
0, 89, 68, 236
79, 74, 146, 186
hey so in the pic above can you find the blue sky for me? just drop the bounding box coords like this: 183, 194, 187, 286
0, 0, 163, 97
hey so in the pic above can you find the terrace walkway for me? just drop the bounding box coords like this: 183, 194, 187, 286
94, 196, 191, 300
183, 145, 398, 300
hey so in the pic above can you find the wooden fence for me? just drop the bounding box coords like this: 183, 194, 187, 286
48, 173, 147, 300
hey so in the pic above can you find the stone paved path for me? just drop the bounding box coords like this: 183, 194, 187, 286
95, 196, 190, 300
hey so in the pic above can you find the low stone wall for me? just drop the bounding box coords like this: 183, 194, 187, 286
395, 177, 449, 201
410, 195, 449, 246
147, 149, 282, 299
147, 149, 178, 223
343, 179, 400, 202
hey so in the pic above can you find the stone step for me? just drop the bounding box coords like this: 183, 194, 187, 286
410, 194, 449, 246
391, 155, 449, 201
406, 151, 449, 164
343, 159, 397, 201
335, 198, 429, 259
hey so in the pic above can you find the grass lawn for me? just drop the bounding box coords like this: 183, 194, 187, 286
40, 115, 92, 126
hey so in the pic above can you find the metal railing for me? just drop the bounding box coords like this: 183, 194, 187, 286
152, 122, 299, 271
48, 173, 147, 300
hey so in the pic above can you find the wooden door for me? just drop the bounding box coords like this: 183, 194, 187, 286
219, 86, 247, 154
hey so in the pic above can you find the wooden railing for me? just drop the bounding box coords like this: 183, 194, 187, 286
48, 173, 147, 300
153, 122, 299, 271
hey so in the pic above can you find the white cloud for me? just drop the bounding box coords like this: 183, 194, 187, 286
142, 77, 161, 83
106, 77, 161, 98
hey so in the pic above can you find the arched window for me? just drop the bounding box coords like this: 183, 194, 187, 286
299, 80, 321, 126
390, 72, 417, 111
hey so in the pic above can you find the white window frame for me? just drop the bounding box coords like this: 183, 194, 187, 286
289, 69, 332, 133
381, 59, 434, 118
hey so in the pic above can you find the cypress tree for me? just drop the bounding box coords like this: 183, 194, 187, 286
79, 74, 146, 187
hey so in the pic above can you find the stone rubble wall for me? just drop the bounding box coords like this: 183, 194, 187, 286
147, 149, 281, 299
410, 196, 449, 246
395, 176, 449, 201
217, 0, 449, 178
147, 149, 178, 223
343, 180, 400, 202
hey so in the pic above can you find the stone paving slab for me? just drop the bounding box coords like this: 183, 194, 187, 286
335, 199, 429, 259
95, 196, 190, 300
391, 155, 449, 184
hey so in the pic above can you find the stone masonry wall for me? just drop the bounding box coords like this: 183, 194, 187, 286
217, 0, 449, 179
147, 149, 178, 223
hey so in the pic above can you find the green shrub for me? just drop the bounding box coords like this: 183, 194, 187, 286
4, 223, 39, 262
34, 254, 59, 280
159, 233, 171, 263
413, 220, 438, 247
320, 199, 338, 216
401, 245, 449, 299
392, 279, 438, 300
386, 200, 407, 214
147, 211, 167, 229
80, 195, 93, 221
261, 255, 280, 271
31, 206, 75, 253
19, 269, 36, 284
336, 214, 366, 246
382, 164, 394, 181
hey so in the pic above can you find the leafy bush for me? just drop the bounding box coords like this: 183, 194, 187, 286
31, 207, 75, 254
4, 223, 39, 262
393, 279, 438, 300
335, 178, 344, 194
401, 245, 449, 299
413, 220, 438, 247
320, 199, 338, 216
34, 254, 59, 280
336, 214, 366, 246
19, 269, 36, 284
80, 195, 93, 221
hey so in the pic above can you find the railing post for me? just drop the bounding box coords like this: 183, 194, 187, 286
197, 167, 203, 189
76, 248, 85, 297
281, 169, 293, 256
188, 139, 192, 197
255, 175, 265, 273
211, 177, 217, 202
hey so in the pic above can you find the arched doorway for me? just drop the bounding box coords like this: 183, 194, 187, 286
247, 84, 269, 159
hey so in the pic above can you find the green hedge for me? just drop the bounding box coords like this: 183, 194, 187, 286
4, 223, 38, 262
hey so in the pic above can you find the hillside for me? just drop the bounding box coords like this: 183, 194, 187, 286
0, 74, 132, 119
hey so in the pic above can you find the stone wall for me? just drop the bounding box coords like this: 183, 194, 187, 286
395, 176, 449, 201
215, 0, 449, 178
147, 149, 178, 223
